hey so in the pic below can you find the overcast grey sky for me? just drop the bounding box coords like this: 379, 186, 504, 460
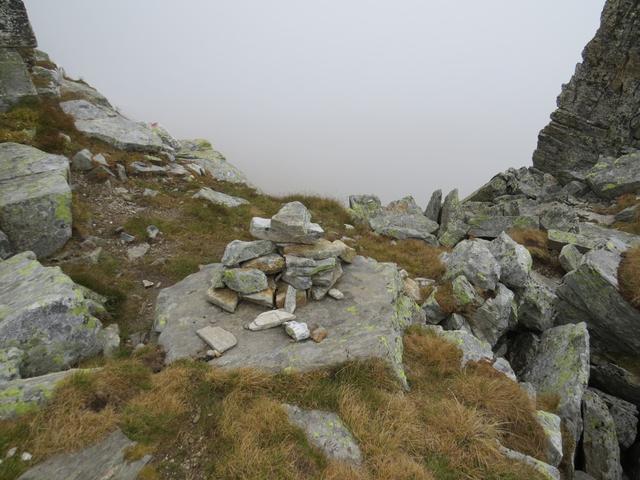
26, 0, 604, 204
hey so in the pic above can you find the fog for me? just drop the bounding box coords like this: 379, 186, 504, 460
26, 0, 603, 204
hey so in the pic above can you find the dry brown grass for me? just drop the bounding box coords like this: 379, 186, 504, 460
536, 393, 561, 414
508, 228, 562, 275
0, 328, 548, 480
355, 232, 447, 280
619, 245, 640, 309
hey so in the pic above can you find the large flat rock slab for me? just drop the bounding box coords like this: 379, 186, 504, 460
0, 143, 71, 257
60, 99, 165, 152
0, 252, 105, 377
0, 48, 37, 112
17, 429, 151, 480
154, 256, 420, 381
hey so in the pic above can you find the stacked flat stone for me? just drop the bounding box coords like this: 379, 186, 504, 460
204, 202, 355, 343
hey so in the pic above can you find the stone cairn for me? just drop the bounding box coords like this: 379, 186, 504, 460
197, 201, 356, 355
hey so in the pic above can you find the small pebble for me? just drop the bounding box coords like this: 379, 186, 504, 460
20, 452, 32, 462
6, 447, 17, 458
142, 280, 154, 288
328, 289, 344, 300
310, 327, 328, 343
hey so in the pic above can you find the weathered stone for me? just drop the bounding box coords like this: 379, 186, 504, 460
60, 100, 165, 152
0, 143, 71, 258
284, 321, 310, 341
614, 203, 640, 223
442, 240, 501, 291
402, 277, 422, 303
206, 287, 239, 313
59, 77, 111, 107
129, 161, 166, 175
590, 388, 638, 450
0, 0, 37, 48
556, 249, 640, 356
492, 357, 517, 381
271, 201, 312, 236
586, 151, 640, 199
155, 257, 417, 383
348, 194, 382, 223
0, 48, 37, 112
100, 324, 120, 358
431, 326, 494, 367
281, 238, 348, 261
451, 275, 481, 309
328, 288, 344, 300
283, 404, 362, 465
582, 390, 623, 480
590, 357, 640, 407
126, 243, 150, 261
438, 189, 468, 247
489, 232, 532, 289
71, 149, 93, 171
507, 332, 541, 378
247, 309, 296, 331
522, 323, 590, 466
532, 0, 640, 182
442, 313, 470, 332
0, 252, 104, 377
176, 139, 249, 185
559, 244, 583, 272
517, 273, 557, 332
539, 203, 579, 232
16, 429, 151, 480
223, 268, 268, 295
284, 285, 297, 313
310, 263, 343, 300
240, 279, 276, 308
221, 240, 276, 267
536, 410, 563, 467
285, 255, 335, 277
250, 217, 324, 245
500, 446, 560, 480
192, 187, 248, 208
281, 271, 312, 290
0, 369, 86, 420
424, 189, 442, 222
197, 326, 237, 355
469, 284, 516, 346
421, 288, 447, 325
368, 196, 439, 242
0, 347, 22, 382
242, 253, 285, 274
467, 215, 539, 239
146, 225, 160, 241
465, 167, 560, 203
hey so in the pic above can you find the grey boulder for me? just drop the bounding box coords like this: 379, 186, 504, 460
0, 143, 71, 258
586, 151, 640, 199
468, 283, 516, 346
517, 272, 557, 332
489, 232, 532, 289
222, 268, 268, 294
0, 48, 37, 112
590, 388, 638, 450
192, 187, 249, 208
176, 139, 249, 185
221, 239, 276, 267
438, 189, 468, 247
467, 215, 539, 239
442, 240, 501, 291
424, 189, 442, 222
368, 196, 439, 242
348, 194, 382, 223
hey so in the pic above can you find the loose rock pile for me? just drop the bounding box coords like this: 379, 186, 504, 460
201, 201, 356, 352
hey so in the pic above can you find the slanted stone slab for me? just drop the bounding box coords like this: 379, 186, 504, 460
248, 309, 296, 331
250, 217, 324, 245
60, 99, 165, 152
17, 429, 151, 480
176, 139, 249, 185
0, 252, 105, 377
154, 256, 421, 382
0, 369, 82, 420
192, 187, 249, 208
0, 0, 37, 48
0, 48, 37, 112
582, 390, 623, 480
283, 404, 363, 465
221, 240, 276, 267
196, 326, 237, 355
500, 446, 560, 480
0, 143, 71, 257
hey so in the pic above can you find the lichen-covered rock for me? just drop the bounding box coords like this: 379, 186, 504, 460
282, 238, 353, 262
177, 139, 249, 184
556, 249, 640, 356
489, 232, 532, 289
0, 252, 105, 377
0, 347, 22, 382
0, 0, 37, 48
424, 189, 442, 222
206, 287, 239, 313
192, 187, 249, 208
283, 404, 362, 465
368, 196, 439, 242
468, 283, 516, 346
522, 323, 590, 467
590, 357, 640, 407
0, 143, 71, 258
442, 240, 501, 291
0, 369, 83, 420
590, 388, 638, 450
60, 99, 165, 152
241, 253, 285, 275
532, 0, 640, 182
422, 288, 448, 325
155, 256, 418, 383
250, 217, 324, 245
559, 244, 583, 272
539, 203, 579, 232
0, 48, 37, 112
451, 275, 482, 309
465, 167, 560, 203
222, 268, 268, 294
348, 194, 382, 223
0, 230, 13, 259
500, 446, 560, 480
221, 240, 276, 267
536, 410, 563, 467
586, 151, 640, 199
438, 189, 468, 247
517, 273, 557, 332
429, 326, 494, 367
16, 429, 151, 480
582, 390, 623, 480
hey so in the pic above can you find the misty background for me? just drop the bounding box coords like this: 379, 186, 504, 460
26, 0, 604, 204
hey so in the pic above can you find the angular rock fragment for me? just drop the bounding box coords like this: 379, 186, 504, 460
469, 283, 516, 346
429, 326, 494, 367
489, 232, 532, 289
0, 0, 37, 48
192, 187, 249, 208
590, 388, 638, 450
206, 287, 239, 313
177, 139, 249, 185
451, 275, 481, 309
250, 217, 324, 245
223, 268, 268, 295
517, 273, 557, 332
196, 326, 237, 355
348, 194, 382, 223
240, 279, 276, 308
586, 151, 640, 199
500, 446, 560, 480
582, 390, 623, 480
0, 48, 37, 112
242, 253, 285, 274
0, 230, 13, 259
424, 189, 442, 222
559, 244, 583, 272
221, 240, 276, 267
536, 410, 563, 467
443, 240, 501, 290
284, 321, 310, 341
368, 196, 439, 242
248, 309, 296, 331
438, 189, 468, 247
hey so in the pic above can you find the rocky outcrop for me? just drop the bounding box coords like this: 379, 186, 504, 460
582, 390, 623, 480
177, 139, 249, 185
532, 0, 640, 182
17, 429, 151, 480
0, 143, 71, 257
0, 0, 37, 48
366, 196, 439, 243
0, 252, 107, 377
586, 150, 640, 199
0, 49, 37, 112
